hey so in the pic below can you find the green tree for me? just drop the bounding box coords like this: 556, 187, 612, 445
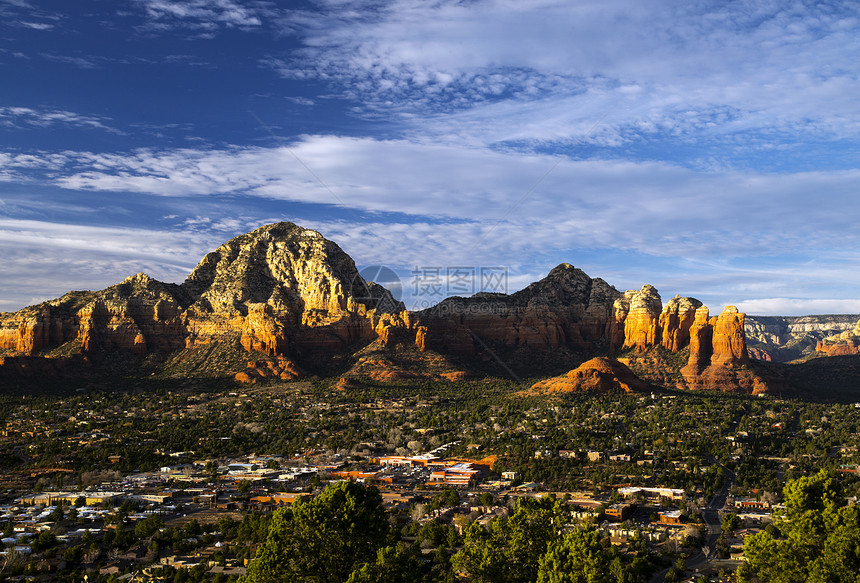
135, 514, 164, 538
743, 470, 860, 583
31, 530, 58, 552
536, 529, 612, 583
241, 481, 388, 583
63, 544, 83, 564
721, 513, 740, 534
452, 496, 570, 583
346, 545, 423, 583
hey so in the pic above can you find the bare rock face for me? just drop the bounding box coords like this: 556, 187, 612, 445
659, 296, 703, 352
816, 318, 860, 356
0, 223, 403, 380
683, 306, 714, 375
182, 222, 402, 355
183, 223, 398, 319
0, 222, 774, 394
528, 357, 649, 394
746, 314, 859, 361
416, 263, 623, 355
610, 289, 701, 353
679, 306, 768, 393
710, 306, 749, 366
234, 357, 303, 384
415, 326, 428, 352
618, 285, 663, 351
239, 303, 289, 356
0, 274, 188, 358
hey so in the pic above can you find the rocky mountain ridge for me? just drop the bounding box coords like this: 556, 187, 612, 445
1, 223, 404, 379
0, 222, 787, 395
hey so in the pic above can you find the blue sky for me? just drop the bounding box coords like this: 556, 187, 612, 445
2, 0, 860, 315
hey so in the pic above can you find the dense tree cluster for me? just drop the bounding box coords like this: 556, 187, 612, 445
241, 482, 656, 583
741, 470, 860, 583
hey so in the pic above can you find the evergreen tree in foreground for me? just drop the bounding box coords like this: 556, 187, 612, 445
241, 481, 388, 583
741, 470, 860, 583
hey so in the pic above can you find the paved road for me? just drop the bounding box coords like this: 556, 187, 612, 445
649, 461, 736, 583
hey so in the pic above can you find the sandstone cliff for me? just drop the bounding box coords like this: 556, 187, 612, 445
416, 263, 622, 356
677, 306, 769, 395
0, 223, 404, 380
745, 314, 860, 361
527, 357, 649, 394
815, 317, 860, 357
0, 222, 776, 395
412, 266, 772, 394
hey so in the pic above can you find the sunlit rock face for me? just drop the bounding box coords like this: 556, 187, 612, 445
816, 317, 860, 357
0, 222, 774, 394
528, 357, 649, 394
0, 223, 403, 378
745, 314, 859, 361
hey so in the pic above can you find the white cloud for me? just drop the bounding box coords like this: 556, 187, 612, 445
7, 131, 850, 314
0, 106, 117, 132
135, 0, 263, 30
0, 219, 224, 311
271, 0, 860, 150
39, 53, 101, 69
18, 21, 53, 30
736, 299, 860, 317
43, 137, 860, 261
285, 96, 315, 106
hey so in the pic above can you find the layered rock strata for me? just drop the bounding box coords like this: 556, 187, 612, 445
816, 318, 860, 357
746, 314, 860, 361
0, 223, 404, 379
416, 264, 623, 356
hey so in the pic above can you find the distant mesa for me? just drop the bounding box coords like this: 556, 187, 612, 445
816, 322, 860, 357
745, 314, 860, 362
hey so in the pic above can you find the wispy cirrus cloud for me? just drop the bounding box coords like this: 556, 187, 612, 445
0, 219, 220, 310
22, 135, 860, 265
267, 0, 860, 161
0, 106, 118, 132
18, 21, 54, 30
134, 0, 264, 31
39, 53, 102, 69
0, 0, 60, 30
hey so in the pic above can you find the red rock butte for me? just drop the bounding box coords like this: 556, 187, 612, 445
528, 357, 649, 394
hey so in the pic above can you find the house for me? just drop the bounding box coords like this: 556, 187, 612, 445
730, 497, 770, 511
429, 463, 482, 487
617, 486, 686, 502
605, 502, 636, 522
658, 510, 683, 525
